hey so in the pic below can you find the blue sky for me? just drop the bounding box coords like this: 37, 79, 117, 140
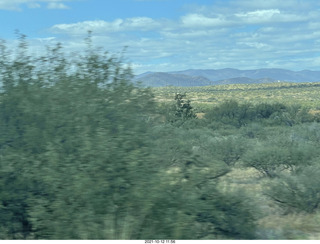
1, 0, 320, 75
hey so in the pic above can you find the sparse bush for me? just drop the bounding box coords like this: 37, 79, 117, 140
205, 100, 251, 127
194, 187, 258, 239
242, 140, 317, 178
202, 135, 248, 166
242, 143, 291, 178
205, 100, 294, 128
242, 124, 319, 178
241, 122, 266, 139
252, 102, 286, 119
291, 122, 320, 143
264, 164, 320, 214
268, 105, 315, 126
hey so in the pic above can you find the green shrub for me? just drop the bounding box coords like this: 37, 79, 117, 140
204, 136, 248, 166
252, 102, 286, 119
268, 105, 315, 126
264, 165, 320, 214
205, 100, 295, 128
241, 123, 267, 139
194, 187, 258, 239
205, 100, 251, 127
242, 143, 291, 178
242, 135, 317, 178
163, 93, 197, 127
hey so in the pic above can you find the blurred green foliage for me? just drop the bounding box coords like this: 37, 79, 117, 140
1, 33, 320, 240
0, 34, 258, 240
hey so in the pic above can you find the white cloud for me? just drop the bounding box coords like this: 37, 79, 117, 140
24, 0, 320, 73
181, 13, 228, 28
125, 17, 160, 30
231, 0, 320, 11
35, 37, 56, 42
27, 2, 41, 8
161, 29, 226, 39
51, 20, 122, 35
50, 17, 161, 35
0, 0, 21, 10
234, 9, 309, 24
235, 9, 281, 23
237, 41, 270, 49
47, 2, 69, 9
307, 21, 320, 30
180, 8, 309, 30
0, 0, 72, 11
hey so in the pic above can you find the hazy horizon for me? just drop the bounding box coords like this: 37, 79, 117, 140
136, 67, 320, 76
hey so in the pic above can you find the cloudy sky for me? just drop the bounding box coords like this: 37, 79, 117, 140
1, 0, 320, 75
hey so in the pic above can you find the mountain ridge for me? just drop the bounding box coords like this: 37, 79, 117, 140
134, 68, 320, 87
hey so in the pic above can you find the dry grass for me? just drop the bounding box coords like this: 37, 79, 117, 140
258, 212, 320, 239
153, 82, 320, 110
163, 163, 320, 239
195, 112, 205, 119
218, 166, 320, 239
309, 109, 320, 115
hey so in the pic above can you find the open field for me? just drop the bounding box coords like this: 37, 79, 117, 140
152, 82, 320, 112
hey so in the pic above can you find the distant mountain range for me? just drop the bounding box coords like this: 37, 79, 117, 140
134, 68, 320, 87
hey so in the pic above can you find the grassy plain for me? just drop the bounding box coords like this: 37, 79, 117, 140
153, 82, 320, 113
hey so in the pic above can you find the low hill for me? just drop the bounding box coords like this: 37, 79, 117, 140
135, 68, 320, 87
171, 68, 320, 82
135, 72, 211, 87
214, 77, 276, 85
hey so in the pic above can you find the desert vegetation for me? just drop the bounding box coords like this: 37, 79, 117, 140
153, 82, 320, 113
1, 34, 320, 239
